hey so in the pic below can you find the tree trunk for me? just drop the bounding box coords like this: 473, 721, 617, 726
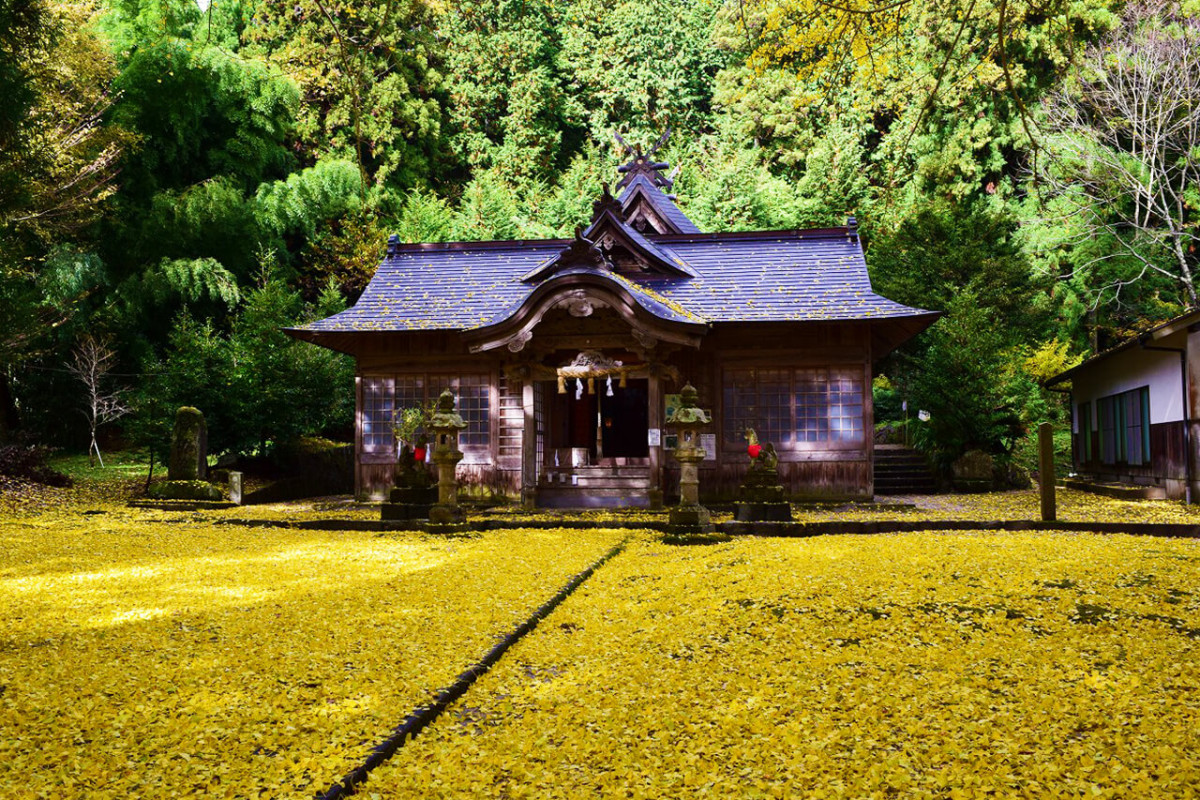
0, 371, 17, 443
1172, 234, 1197, 308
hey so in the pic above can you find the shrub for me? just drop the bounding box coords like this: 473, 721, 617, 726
0, 442, 72, 487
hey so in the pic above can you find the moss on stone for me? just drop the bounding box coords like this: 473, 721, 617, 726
168, 407, 207, 481
148, 480, 223, 501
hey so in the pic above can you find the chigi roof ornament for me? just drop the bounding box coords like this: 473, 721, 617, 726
615, 130, 673, 191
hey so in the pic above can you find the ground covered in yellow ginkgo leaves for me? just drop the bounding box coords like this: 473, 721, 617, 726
370, 531, 1200, 799
0, 508, 623, 797
3, 491, 1200, 799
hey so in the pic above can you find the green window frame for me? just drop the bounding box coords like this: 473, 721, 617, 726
1078, 401, 1092, 462
1095, 387, 1151, 467
1123, 386, 1150, 466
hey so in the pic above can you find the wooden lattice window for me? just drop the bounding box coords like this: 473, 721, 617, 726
828, 370, 865, 442
362, 377, 395, 453
394, 377, 425, 422
723, 369, 788, 446
362, 374, 492, 454
724, 367, 864, 447
424, 374, 491, 447
795, 370, 827, 443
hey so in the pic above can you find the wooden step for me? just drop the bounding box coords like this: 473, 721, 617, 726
536, 486, 651, 509
544, 466, 651, 477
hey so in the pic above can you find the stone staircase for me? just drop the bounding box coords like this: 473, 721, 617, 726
873, 445, 938, 495
537, 465, 652, 508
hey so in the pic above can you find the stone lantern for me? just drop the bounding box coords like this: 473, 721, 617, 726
664, 383, 728, 543
428, 389, 467, 527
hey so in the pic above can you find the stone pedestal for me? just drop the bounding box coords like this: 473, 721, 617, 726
668, 455, 718, 539
382, 444, 437, 522
735, 433, 792, 522
734, 501, 792, 522
382, 485, 437, 521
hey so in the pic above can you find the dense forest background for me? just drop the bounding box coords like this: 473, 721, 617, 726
2, 0, 1198, 474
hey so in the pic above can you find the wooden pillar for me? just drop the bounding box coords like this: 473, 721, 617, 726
1039, 421, 1056, 522
647, 365, 664, 509
1186, 328, 1200, 503
353, 374, 363, 499
863, 332, 874, 498
521, 378, 537, 510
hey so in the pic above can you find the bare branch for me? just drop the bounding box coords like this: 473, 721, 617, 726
1037, 0, 1200, 307
67, 335, 129, 467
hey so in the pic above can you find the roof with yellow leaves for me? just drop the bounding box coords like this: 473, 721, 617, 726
291, 179, 936, 338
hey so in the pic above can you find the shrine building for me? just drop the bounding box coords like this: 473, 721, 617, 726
287, 144, 938, 506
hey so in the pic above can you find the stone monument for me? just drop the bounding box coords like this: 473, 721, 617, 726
148, 406, 222, 501
168, 406, 207, 481
664, 383, 728, 544
734, 427, 791, 522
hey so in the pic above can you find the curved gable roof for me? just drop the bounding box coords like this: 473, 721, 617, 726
288, 158, 938, 357
291, 227, 935, 334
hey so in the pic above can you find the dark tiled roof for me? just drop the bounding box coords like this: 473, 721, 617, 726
521, 207, 696, 283
295, 227, 935, 334
620, 173, 702, 234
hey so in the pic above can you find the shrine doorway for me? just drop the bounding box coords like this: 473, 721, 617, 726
545, 378, 649, 464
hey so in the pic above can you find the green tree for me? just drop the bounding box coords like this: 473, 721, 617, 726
130, 271, 353, 459
556, 0, 730, 144
900, 291, 1025, 464
869, 199, 1043, 332
1035, 1, 1200, 309
869, 199, 1049, 463
243, 0, 447, 192
0, 0, 128, 439
107, 37, 299, 203
438, 0, 569, 184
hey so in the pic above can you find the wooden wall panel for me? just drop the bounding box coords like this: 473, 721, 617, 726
352, 322, 879, 502
497, 372, 523, 465
360, 463, 392, 500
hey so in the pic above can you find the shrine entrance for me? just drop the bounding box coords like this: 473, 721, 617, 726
536, 351, 654, 507
546, 378, 649, 463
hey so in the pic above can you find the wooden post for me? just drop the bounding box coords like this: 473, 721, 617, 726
1039, 421, 1056, 522
647, 366, 664, 509
521, 379, 537, 510
1186, 328, 1200, 503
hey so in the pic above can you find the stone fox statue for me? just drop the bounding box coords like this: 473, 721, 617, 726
742, 427, 779, 472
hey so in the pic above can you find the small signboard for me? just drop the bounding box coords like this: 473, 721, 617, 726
701, 433, 716, 461
648, 428, 662, 446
